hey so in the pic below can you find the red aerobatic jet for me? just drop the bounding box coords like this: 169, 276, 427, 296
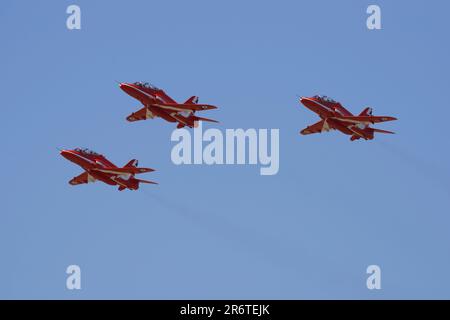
299, 95, 397, 141
60, 148, 157, 191
119, 81, 218, 128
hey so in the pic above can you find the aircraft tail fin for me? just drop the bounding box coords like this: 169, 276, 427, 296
124, 159, 138, 168
122, 159, 155, 174
359, 107, 373, 116
184, 96, 199, 104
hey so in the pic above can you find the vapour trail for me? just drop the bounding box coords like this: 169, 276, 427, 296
142, 189, 352, 293
375, 139, 450, 195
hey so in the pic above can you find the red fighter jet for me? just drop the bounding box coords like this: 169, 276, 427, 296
60, 148, 157, 191
119, 81, 218, 128
299, 95, 397, 141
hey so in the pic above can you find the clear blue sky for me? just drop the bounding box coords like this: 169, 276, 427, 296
1, 0, 450, 299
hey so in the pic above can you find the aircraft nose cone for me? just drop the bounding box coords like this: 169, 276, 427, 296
299, 96, 317, 108
119, 82, 134, 95
60, 150, 69, 160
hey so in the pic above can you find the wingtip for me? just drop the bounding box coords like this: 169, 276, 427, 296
300, 126, 314, 134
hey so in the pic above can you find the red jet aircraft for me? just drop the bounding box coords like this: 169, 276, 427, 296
299, 95, 397, 141
60, 148, 157, 191
119, 82, 218, 128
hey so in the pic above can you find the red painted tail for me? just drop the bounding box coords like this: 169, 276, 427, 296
184, 96, 199, 104
359, 107, 373, 116
124, 159, 138, 168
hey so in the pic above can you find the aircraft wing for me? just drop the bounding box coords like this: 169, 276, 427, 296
126, 107, 154, 122
338, 116, 397, 124
300, 119, 331, 135
92, 167, 154, 175
69, 172, 95, 185
156, 102, 217, 111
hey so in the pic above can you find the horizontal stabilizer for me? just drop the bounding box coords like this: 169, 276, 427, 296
193, 116, 219, 123
136, 179, 158, 185
371, 128, 395, 134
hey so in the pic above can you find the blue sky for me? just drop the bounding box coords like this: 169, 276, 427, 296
1, 0, 450, 299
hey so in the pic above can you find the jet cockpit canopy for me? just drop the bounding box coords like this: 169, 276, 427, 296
134, 82, 160, 90
314, 95, 337, 103
75, 148, 101, 156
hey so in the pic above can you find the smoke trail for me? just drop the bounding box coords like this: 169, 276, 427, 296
143, 189, 290, 256
375, 140, 450, 194
142, 190, 351, 292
